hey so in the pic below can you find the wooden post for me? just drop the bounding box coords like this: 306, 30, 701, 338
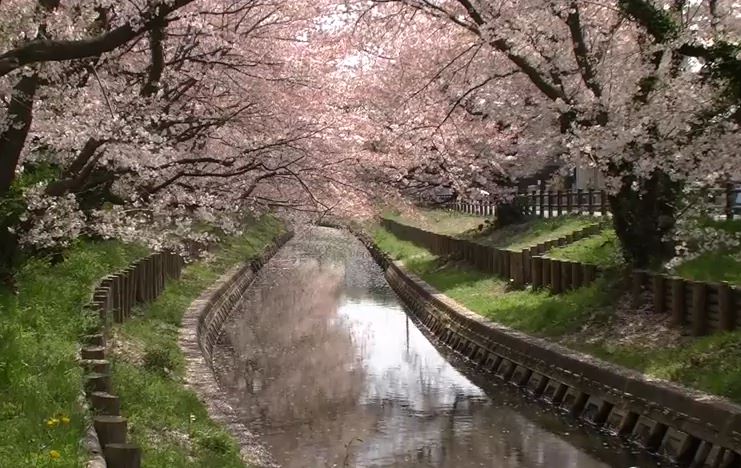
691, 281, 708, 336
566, 190, 573, 213
652, 275, 665, 314
547, 191, 554, 217
560, 261, 571, 291
84, 373, 112, 395
83, 334, 105, 347
671, 277, 686, 326
93, 415, 128, 447
532, 257, 543, 288
583, 264, 596, 284
511, 251, 524, 288
81, 359, 110, 375
91, 392, 121, 416
572, 262, 583, 289
522, 248, 532, 284
539, 189, 545, 217
503, 251, 512, 281
81, 346, 106, 360
557, 190, 563, 216
551, 260, 562, 293
531, 190, 537, 215
104, 443, 141, 468
576, 188, 583, 214
587, 189, 595, 215
718, 282, 735, 331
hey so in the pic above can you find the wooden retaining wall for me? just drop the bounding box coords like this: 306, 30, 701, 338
81, 251, 185, 468
354, 229, 741, 468
630, 270, 740, 335
380, 218, 604, 291
381, 218, 741, 336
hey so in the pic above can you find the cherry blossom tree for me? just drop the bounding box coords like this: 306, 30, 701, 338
0, 0, 370, 278
354, 0, 741, 266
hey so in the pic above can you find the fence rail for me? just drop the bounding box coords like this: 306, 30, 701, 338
381, 218, 741, 336
448, 185, 740, 220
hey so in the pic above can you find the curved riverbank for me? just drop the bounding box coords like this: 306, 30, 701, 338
178, 230, 292, 467
351, 227, 741, 467
208, 226, 662, 467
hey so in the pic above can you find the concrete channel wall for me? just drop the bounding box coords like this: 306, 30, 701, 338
178, 230, 292, 466
353, 228, 741, 468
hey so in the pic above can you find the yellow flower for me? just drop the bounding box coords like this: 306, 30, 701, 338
60, 416, 70, 425
49, 450, 61, 460
46, 418, 60, 429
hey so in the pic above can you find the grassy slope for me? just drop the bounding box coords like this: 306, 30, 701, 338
0, 241, 148, 467
388, 209, 600, 251
675, 219, 741, 286
373, 228, 616, 337
547, 229, 625, 268
374, 226, 741, 403
547, 219, 741, 285
111, 215, 285, 467
384, 209, 484, 235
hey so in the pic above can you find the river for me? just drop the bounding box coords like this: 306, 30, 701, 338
213, 227, 661, 468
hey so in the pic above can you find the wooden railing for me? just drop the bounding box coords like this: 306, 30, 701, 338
448, 185, 740, 220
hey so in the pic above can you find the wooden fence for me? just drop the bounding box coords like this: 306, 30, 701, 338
449, 185, 740, 220
88, 251, 184, 324
81, 250, 185, 468
381, 218, 741, 336
380, 218, 604, 291
631, 270, 740, 335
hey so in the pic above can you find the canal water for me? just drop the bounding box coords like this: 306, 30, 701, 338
214, 227, 661, 468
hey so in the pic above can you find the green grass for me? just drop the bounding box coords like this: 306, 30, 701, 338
581, 331, 741, 401
674, 253, 741, 286
374, 225, 741, 403
0, 241, 148, 467
384, 208, 486, 235
111, 215, 285, 467
469, 215, 600, 251
373, 227, 616, 337
547, 229, 625, 268
672, 219, 741, 286
387, 209, 602, 252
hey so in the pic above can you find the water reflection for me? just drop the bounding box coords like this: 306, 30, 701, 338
214, 227, 658, 468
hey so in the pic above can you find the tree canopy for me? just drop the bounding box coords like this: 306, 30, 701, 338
1, 0, 739, 269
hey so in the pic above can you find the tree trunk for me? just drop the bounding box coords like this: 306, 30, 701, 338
0, 74, 39, 197
609, 171, 678, 268
0, 74, 39, 281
